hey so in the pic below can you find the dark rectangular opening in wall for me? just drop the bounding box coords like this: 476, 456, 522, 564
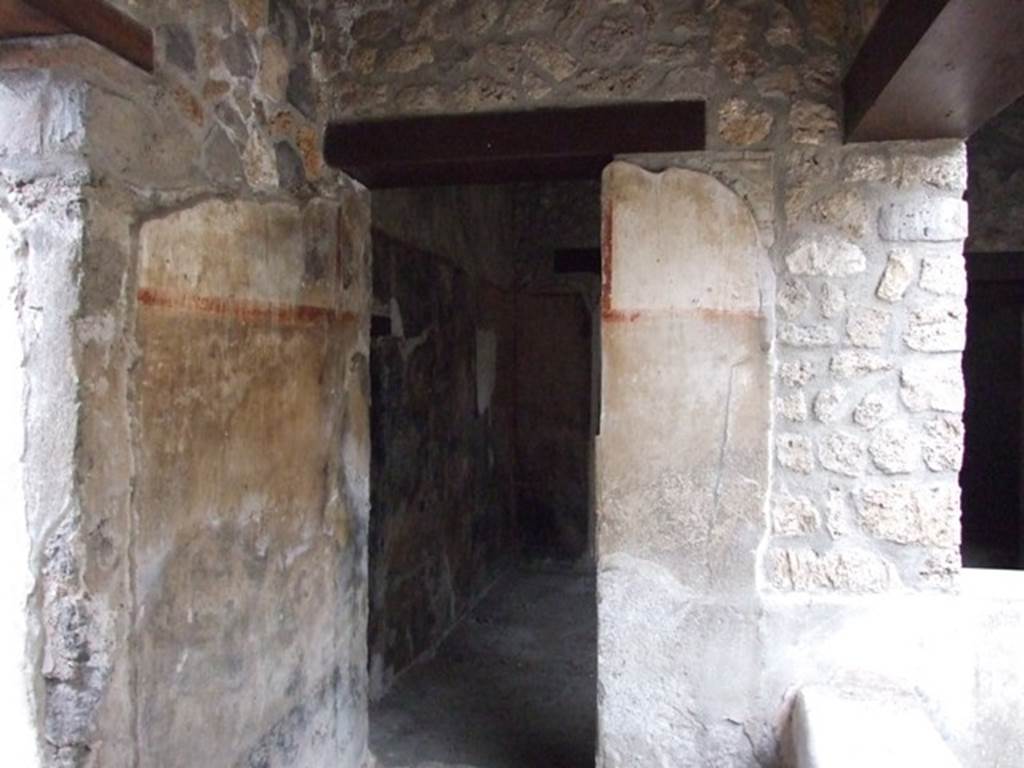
962, 252, 1024, 569
367, 180, 601, 767
553, 248, 602, 275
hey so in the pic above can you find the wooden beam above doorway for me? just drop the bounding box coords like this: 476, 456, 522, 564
324, 101, 706, 188
844, 0, 1024, 142
0, 0, 154, 72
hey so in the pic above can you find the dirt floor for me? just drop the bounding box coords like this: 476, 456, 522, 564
370, 566, 597, 768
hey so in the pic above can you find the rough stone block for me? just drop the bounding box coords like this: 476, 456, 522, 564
813, 384, 847, 423
824, 487, 849, 537
790, 100, 840, 145
780, 322, 839, 348
858, 485, 917, 543
900, 357, 964, 413
819, 432, 866, 477
767, 547, 892, 593
0, 72, 86, 167
857, 484, 960, 546
869, 421, 920, 474
919, 257, 966, 297
819, 283, 847, 319
853, 392, 891, 429
876, 250, 915, 303
922, 415, 964, 472
903, 305, 966, 352
846, 306, 890, 348
830, 350, 891, 379
915, 486, 962, 548
781, 360, 817, 388
892, 146, 968, 192
842, 152, 887, 182
878, 198, 968, 242
773, 495, 820, 536
808, 189, 870, 238
718, 97, 774, 146
778, 434, 815, 474
786, 235, 866, 277
778, 391, 809, 422
778, 278, 812, 319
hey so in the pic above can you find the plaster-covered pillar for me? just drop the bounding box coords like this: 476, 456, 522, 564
596, 162, 774, 765
1, 27, 374, 763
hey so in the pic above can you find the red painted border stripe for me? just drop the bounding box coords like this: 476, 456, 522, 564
137, 287, 358, 327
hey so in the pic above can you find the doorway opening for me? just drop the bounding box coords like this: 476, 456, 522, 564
366, 180, 601, 767
962, 95, 1024, 570
962, 252, 1024, 568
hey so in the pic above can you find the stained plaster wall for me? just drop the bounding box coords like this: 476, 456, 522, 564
1, 1, 372, 765
368, 187, 518, 699
317, 0, 1024, 764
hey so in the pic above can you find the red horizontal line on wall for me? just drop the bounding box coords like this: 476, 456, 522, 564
602, 307, 762, 323
137, 287, 357, 328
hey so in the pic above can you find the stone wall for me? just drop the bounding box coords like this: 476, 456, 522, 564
767, 140, 969, 592
315, 0, 974, 592
0, 1, 373, 765
368, 190, 517, 698
307, 0, 1015, 763
321, 0, 860, 144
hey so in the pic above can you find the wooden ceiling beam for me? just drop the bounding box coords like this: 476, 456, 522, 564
0, 0, 153, 72
324, 101, 706, 188
845, 0, 1024, 142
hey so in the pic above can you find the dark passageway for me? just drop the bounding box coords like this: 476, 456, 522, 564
367, 181, 601, 766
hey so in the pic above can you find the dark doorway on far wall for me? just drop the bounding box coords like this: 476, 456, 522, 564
962, 252, 1024, 569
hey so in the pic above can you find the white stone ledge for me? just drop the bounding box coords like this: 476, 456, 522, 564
791, 686, 961, 768
958, 568, 1024, 602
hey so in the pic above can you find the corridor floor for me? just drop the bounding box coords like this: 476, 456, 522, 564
369, 567, 597, 768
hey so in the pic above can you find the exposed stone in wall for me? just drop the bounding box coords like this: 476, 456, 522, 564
319, 0, 857, 160
40, 0, 339, 197
771, 140, 968, 593
368, 226, 516, 700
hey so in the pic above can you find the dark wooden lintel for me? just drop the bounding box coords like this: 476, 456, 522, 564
324, 102, 706, 188
845, 0, 1024, 142
0, 0, 153, 72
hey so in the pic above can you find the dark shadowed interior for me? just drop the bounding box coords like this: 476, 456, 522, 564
367, 181, 601, 765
